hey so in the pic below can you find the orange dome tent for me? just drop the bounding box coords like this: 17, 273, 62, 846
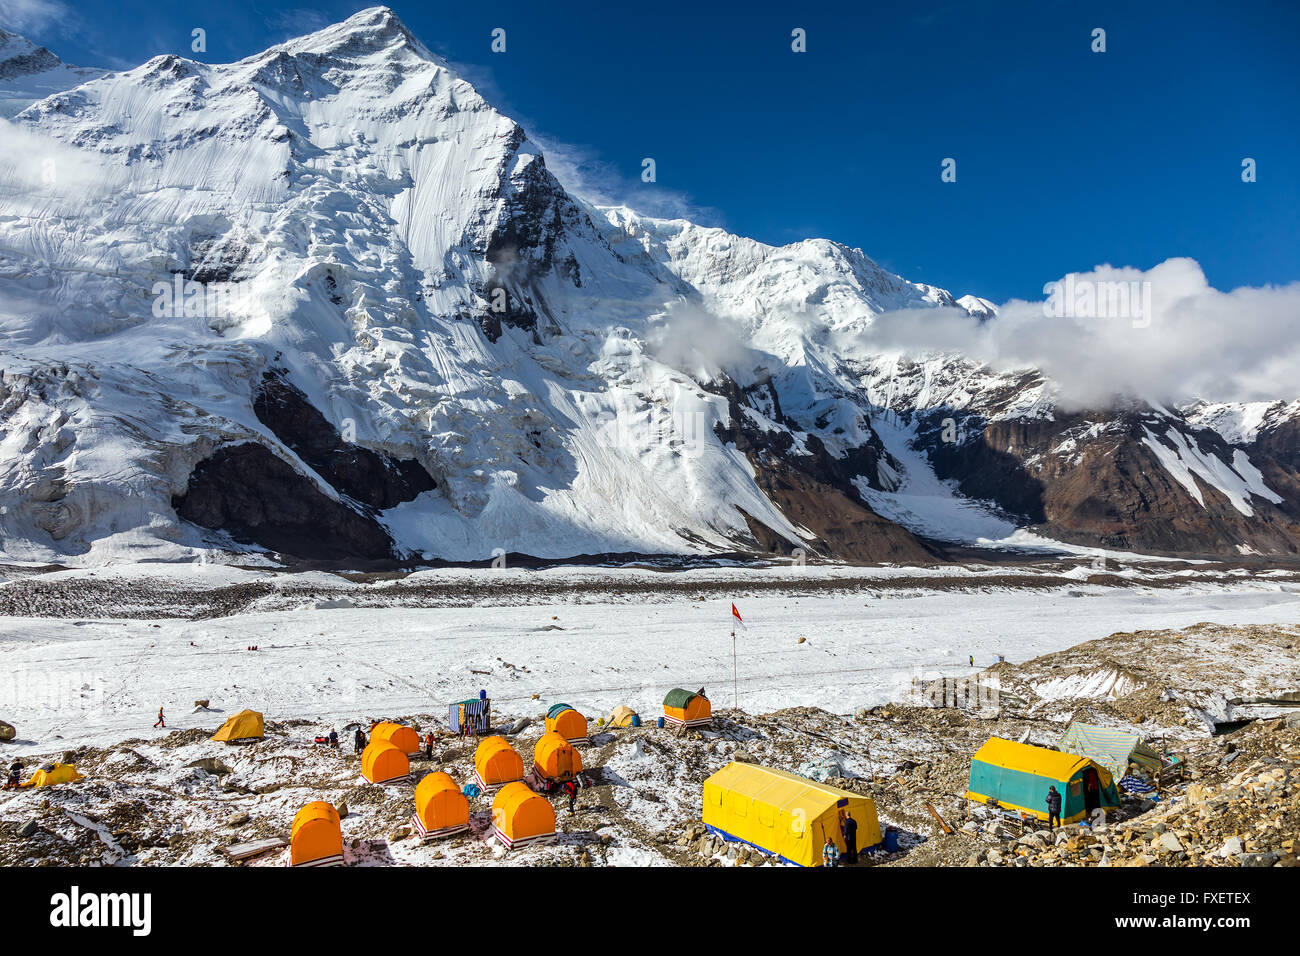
544, 704, 589, 744
533, 731, 582, 784
21, 763, 84, 788
360, 742, 411, 784
412, 772, 470, 840
474, 736, 524, 791
491, 781, 556, 849
371, 722, 421, 757
290, 801, 343, 867
211, 709, 265, 742
663, 688, 711, 728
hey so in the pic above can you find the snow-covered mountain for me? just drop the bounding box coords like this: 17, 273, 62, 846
0, 29, 104, 118
1, 8, 1296, 566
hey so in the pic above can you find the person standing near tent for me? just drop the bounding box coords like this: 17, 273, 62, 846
841, 811, 858, 864
328, 729, 338, 749
423, 731, 435, 760
354, 727, 366, 753
5, 760, 21, 790
153, 707, 165, 729
822, 834, 840, 868
1046, 785, 1062, 829
562, 777, 579, 813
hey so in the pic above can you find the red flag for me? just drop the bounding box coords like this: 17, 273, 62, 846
731, 603, 745, 628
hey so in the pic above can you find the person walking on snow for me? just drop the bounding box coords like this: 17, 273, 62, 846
822, 835, 840, 868
1046, 785, 1062, 829
153, 707, 165, 729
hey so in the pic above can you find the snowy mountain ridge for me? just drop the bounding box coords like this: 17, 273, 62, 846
1, 7, 1297, 566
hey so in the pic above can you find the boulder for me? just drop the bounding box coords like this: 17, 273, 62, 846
226, 812, 250, 828
186, 757, 231, 776
1217, 837, 1243, 858
0, 721, 16, 742
1158, 832, 1184, 854
194, 699, 210, 709
17, 820, 38, 838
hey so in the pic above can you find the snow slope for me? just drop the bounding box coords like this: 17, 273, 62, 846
3, 569, 1299, 748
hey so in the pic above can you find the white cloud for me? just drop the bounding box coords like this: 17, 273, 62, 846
867, 258, 1300, 408
0, 0, 69, 34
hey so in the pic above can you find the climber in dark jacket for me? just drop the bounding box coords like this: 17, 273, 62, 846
353, 728, 366, 753
1046, 785, 1062, 829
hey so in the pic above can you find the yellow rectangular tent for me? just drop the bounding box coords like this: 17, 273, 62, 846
702, 762, 881, 867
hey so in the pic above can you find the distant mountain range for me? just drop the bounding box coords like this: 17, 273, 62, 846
1, 8, 1296, 566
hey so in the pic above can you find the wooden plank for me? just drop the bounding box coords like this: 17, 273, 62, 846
926, 802, 953, 835
219, 837, 288, 861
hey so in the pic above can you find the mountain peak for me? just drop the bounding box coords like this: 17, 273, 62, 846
0, 27, 104, 118
272, 5, 432, 62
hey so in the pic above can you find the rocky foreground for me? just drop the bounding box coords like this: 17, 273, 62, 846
1, 622, 1296, 867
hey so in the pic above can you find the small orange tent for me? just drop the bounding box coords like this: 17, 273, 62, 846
474, 736, 524, 790
211, 709, 265, 742
360, 742, 410, 784
491, 781, 556, 849
533, 731, 582, 783
21, 763, 84, 788
371, 722, 421, 757
663, 688, 711, 728
412, 772, 470, 840
545, 704, 589, 744
290, 801, 343, 867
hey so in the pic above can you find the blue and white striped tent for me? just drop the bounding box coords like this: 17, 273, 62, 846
1057, 722, 1165, 782
449, 695, 491, 734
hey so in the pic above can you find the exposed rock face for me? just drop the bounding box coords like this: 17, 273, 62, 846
918, 405, 1300, 557
714, 377, 936, 563
173, 443, 396, 561
253, 371, 436, 510
174, 371, 437, 561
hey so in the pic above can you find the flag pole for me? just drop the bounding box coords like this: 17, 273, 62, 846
732, 627, 738, 709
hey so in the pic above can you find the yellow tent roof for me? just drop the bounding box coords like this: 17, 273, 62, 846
607, 705, 638, 727
211, 709, 265, 742
706, 762, 866, 818
702, 762, 881, 867
971, 737, 1094, 782
22, 763, 85, 788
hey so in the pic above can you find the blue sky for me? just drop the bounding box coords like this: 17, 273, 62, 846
9, 0, 1299, 302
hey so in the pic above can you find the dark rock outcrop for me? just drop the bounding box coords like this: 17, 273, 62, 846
916, 406, 1300, 557
253, 370, 435, 510
174, 442, 396, 561
174, 370, 437, 561
712, 377, 936, 563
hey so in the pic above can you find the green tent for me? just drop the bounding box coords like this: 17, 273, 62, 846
1057, 722, 1165, 782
